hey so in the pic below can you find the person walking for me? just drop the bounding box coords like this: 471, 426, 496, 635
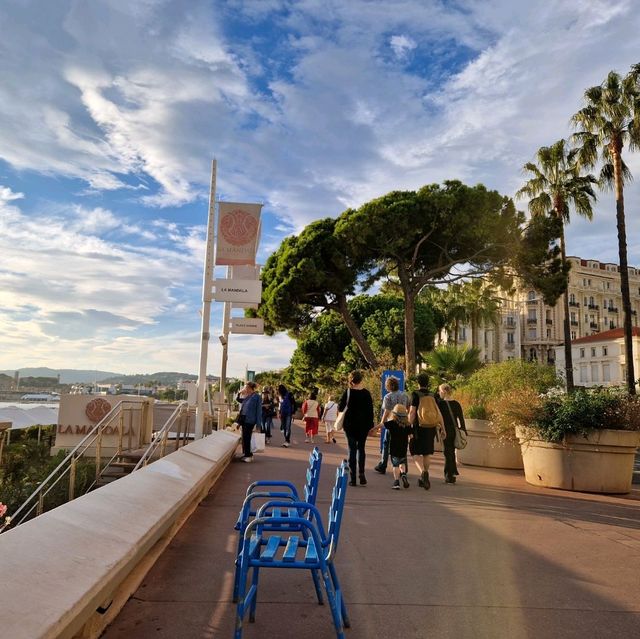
384, 404, 412, 490
437, 383, 467, 484
302, 391, 321, 443
374, 376, 410, 475
237, 382, 262, 463
277, 384, 295, 448
408, 373, 446, 490
321, 394, 338, 443
261, 388, 275, 444
338, 370, 374, 486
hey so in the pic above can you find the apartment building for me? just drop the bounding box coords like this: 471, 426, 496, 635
456, 256, 640, 367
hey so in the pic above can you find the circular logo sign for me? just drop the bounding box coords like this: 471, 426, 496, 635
85, 397, 112, 423
220, 208, 259, 246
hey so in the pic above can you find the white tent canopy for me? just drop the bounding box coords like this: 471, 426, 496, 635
0, 406, 59, 430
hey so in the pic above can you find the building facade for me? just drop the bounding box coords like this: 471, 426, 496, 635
454, 256, 640, 372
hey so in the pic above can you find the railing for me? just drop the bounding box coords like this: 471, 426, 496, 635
588, 304, 599, 310
545, 319, 553, 325
1, 400, 190, 533
133, 401, 188, 471
607, 306, 618, 313
590, 322, 599, 329
568, 301, 580, 307
526, 318, 537, 324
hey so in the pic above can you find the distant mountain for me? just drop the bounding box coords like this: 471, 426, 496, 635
0, 368, 197, 385
99, 372, 199, 385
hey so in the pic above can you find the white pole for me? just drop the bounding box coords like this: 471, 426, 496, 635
218, 274, 231, 430
195, 159, 217, 439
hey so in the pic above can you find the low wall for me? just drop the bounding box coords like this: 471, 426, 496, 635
0, 430, 240, 639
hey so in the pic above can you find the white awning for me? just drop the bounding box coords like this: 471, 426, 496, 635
0, 406, 59, 429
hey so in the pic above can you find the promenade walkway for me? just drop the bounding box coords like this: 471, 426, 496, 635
104, 421, 640, 639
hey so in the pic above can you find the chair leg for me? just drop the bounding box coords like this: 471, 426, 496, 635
234, 558, 249, 639
311, 569, 325, 605
329, 562, 350, 628
232, 533, 244, 603
320, 566, 344, 639
249, 566, 260, 622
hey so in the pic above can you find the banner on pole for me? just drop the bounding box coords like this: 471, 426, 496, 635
231, 265, 261, 280
230, 318, 265, 335
213, 279, 262, 304
216, 202, 262, 266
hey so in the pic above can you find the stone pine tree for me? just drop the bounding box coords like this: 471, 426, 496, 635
516, 139, 597, 392
335, 181, 523, 376
258, 217, 379, 368
572, 65, 640, 394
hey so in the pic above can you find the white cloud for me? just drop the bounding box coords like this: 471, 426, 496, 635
390, 34, 417, 59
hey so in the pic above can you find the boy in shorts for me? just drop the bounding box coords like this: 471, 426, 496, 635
383, 404, 411, 489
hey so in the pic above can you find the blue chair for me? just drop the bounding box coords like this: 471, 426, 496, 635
232, 447, 323, 602
235, 461, 350, 639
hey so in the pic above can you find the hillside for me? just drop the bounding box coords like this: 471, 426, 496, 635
0, 368, 197, 385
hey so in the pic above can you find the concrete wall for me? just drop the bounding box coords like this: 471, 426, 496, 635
0, 429, 240, 639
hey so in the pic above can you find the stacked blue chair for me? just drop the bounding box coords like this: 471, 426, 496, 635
233, 447, 323, 602
235, 461, 350, 639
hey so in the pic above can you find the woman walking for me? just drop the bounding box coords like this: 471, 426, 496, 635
338, 370, 374, 486
302, 391, 321, 443
237, 382, 262, 463
261, 388, 275, 444
321, 394, 338, 443
437, 383, 467, 484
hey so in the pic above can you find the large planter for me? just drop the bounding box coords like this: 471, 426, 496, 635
516, 427, 640, 494
457, 418, 524, 469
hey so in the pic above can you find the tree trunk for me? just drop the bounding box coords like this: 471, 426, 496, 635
612, 149, 636, 394
404, 290, 417, 376
558, 221, 575, 392
336, 294, 379, 369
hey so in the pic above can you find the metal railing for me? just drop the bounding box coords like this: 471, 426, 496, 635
1, 400, 190, 533
133, 401, 188, 471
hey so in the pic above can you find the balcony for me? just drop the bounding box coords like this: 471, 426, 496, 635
607, 306, 618, 313
632, 310, 637, 316
503, 319, 517, 328
570, 320, 579, 326
568, 301, 580, 307
609, 322, 617, 329
590, 322, 599, 329
526, 318, 538, 325
588, 304, 599, 310
545, 319, 553, 325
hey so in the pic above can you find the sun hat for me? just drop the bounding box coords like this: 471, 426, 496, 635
392, 404, 408, 418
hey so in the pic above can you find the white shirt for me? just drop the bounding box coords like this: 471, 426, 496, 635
322, 400, 338, 421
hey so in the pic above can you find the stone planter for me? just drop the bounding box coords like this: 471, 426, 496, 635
457, 418, 523, 469
516, 427, 640, 494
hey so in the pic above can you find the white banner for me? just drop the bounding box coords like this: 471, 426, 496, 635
216, 202, 262, 266
231, 265, 261, 280
213, 278, 262, 304
230, 317, 265, 335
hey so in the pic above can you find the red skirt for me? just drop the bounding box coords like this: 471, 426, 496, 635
304, 417, 319, 435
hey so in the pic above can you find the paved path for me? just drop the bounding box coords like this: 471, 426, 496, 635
104, 421, 640, 639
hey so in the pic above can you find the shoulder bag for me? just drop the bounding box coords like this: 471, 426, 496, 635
334, 388, 350, 432
444, 401, 468, 450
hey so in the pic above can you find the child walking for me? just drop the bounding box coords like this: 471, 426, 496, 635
384, 404, 412, 489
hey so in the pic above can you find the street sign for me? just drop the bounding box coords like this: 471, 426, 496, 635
230, 317, 264, 335
213, 279, 262, 304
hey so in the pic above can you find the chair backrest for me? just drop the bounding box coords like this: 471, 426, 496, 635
303, 447, 322, 505
326, 461, 349, 550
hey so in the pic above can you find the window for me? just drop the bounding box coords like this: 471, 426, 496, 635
528, 329, 537, 339
579, 364, 587, 383
527, 290, 536, 301
546, 329, 551, 338
591, 347, 596, 357
589, 296, 595, 306
571, 331, 577, 340
591, 364, 599, 383
606, 282, 610, 290
580, 348, 585, 358
528, 309, 537, 321
529, 348, 537, 361
571, 312, 577, 322
603, 363, 611, 382
583, 278, 587, 287
603, 346, 608, 356
507, 332, 515, 344
584, 296, 588, 306
569, 293, 576, 303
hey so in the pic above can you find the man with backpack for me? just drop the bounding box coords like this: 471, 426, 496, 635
408, 373, 446, 490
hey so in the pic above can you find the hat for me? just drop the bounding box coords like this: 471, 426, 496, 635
392, 404, 408, 418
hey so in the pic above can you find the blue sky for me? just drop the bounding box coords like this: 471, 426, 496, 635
1, 0, 639, 377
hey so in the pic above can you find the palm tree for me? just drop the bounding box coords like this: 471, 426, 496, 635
571, 66, 640, 394
422, 344, 482, 385
458, 280, 501, 351
516, 139, 597, 392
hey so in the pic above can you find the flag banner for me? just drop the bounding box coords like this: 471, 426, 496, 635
230, 318, 265, 335
216, 202, 262, 265
231, 264, 261, 280
213, 278, 262, 304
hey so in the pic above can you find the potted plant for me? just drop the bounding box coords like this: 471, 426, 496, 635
513, 387, 640, 494
456, 361, 559, 469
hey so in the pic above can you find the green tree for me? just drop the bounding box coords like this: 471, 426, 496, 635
457, 280, 502, 350
571, 66, 640, 394
516, 139, 597, 392
259, 217, 379, 367
336, 181, 523, 375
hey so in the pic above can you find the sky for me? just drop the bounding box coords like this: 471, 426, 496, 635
1, 0, 640, 378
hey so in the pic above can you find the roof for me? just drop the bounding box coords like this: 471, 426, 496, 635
570, 327, 640, 345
